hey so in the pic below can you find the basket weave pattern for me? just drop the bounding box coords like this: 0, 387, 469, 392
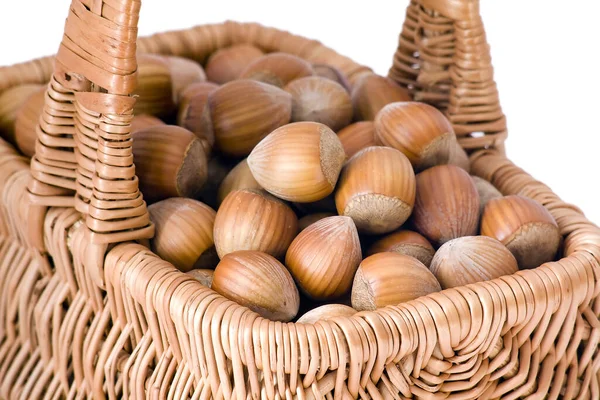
0, 1, 599, 399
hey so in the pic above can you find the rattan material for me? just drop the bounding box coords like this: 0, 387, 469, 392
0, 2, 599, 399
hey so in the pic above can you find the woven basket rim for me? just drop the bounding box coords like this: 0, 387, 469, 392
103, 150, 599, 325
0, 20, 371, 95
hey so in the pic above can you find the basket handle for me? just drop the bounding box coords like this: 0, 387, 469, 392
389, 0, 507, 153
25, 0, 505, 256
25, 0, 152, 284
28, 0, 153, 248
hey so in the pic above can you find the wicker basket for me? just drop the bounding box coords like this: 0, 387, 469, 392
1, 0, 599, 399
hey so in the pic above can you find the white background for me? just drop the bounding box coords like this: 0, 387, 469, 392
2, 1, 599, 224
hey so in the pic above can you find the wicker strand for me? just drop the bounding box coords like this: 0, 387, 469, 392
27, 76, 78, 207
0, 56, 55, 95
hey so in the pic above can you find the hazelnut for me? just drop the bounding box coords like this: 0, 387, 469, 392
412, 165, 480, 245
448, 141, 470, 172
208, 80, 292, 156
164, 56, 207, 103
368, 230, 435, 267
248, 122, 345, 203
135, 55, 176, 119
217, 158, 261, 206
375, 101, 456, 170
472, 176, 503, 216
481, 195, 561, 269
176, 81, 219, 146
335, 146, 416, 234
430, 236, 518, 288
132, 125, 208, 203
286, 216, 361, 300
214, 189, 298, 259
312, 64, 351, 91
351, 73, 411, 120
296, 304, 356, 324
240, 52, 314, 88
205, 44, 264, 84
212, 251, 300, 321
131, 114, 165, 134
285, 76, 353, 131
351, 252, 441, 311
149, 198, 217, 272
336, 121, 376, 159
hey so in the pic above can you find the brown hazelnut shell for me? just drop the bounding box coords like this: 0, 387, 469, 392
164, 56, 207, 103
335, 146, 416, 234
286, 216, 362, 300
374, 101, 456, 171
471, 176, 502, 216
351, 252, 441, 311
132, 125, 208, 203
212, 251, 300, 321
217, 158, 261, 206
285, 76, 353, 131
208, 80, 292, 156
367, 230, 435, 267
135, 55, 176, 119
176, 81, 219, 146
351, 74, 411, 121
412, 165, 480, 245
430, 236, 518, 288
214, 189, 298, 259
149, 198, 217, 272
481, 195, 561, 269
248, 122, 345, 203
296, 304, 356, 324
336, 121, 376, 159
240, 52, 314, 88
205, 44, 265, 84
131, 114, 165, 134
312, 64, 351, 91
448, 141, 470, 172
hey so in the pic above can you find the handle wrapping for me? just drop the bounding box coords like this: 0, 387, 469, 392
389, 0, 507, 152
29, 0, 153, 256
